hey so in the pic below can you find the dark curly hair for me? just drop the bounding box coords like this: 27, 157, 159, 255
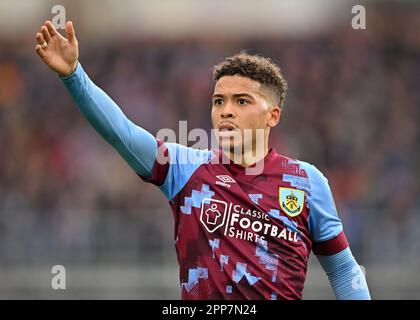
213, 52, 288, 108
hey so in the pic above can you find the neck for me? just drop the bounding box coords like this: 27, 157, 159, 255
222, 142, 269, 167
218, 128, 271, 167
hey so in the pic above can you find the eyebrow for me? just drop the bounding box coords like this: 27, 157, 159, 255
212, 93, 256, 99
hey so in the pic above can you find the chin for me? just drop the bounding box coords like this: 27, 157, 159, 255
218, 138, 242, 153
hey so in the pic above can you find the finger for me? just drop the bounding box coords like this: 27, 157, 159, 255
36, 32, 46, 45
35, 44, 46, 59
66, 21, 77, 44
44, 20, 57, 36
41, 26, 51, 43
45, 20, 64, 40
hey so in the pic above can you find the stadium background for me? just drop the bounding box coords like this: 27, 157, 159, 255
0, 0, 419, 299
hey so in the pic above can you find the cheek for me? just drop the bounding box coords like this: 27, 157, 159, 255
211, 108, 219, 126
242, 109, 267, 128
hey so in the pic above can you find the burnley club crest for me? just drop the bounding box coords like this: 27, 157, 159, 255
279, 187, 305, 217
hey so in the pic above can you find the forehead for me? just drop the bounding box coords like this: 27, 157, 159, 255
214, 75, 262, 95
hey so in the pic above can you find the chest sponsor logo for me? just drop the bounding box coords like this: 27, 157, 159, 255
200, 198, 299, 243
200, 199, 228, 233
279, 187, 305, 217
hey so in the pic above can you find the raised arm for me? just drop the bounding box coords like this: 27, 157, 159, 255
34, 21, 157, 177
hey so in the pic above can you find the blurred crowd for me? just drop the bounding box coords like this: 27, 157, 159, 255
0, 6, 419, 267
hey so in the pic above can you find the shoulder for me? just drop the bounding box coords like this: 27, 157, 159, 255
294, 160, 332, 202
273, 151, 328, 194
294, 159, 327, 184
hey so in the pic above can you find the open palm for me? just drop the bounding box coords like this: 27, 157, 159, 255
35, 20, 79, 77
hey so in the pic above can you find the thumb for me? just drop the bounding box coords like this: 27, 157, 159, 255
66, 21, 77, 44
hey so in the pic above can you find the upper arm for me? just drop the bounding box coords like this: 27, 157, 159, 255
299, 162, 349, 255
140, 142, 213, 200
111, 119, 158, 178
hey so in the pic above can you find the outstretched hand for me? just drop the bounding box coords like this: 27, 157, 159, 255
35, 20, 79, 77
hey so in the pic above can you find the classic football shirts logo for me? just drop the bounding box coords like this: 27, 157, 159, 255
200, 198, 299, 244
200, 199, 229, 233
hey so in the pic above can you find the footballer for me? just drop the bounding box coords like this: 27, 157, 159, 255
35, 20, 371, 300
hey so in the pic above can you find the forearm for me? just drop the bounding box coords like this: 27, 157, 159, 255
317, 247, 371, 300
60, 62, 157, 177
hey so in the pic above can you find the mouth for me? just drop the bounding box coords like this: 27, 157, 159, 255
217, 123, 239, 138
218, 123, 237, 132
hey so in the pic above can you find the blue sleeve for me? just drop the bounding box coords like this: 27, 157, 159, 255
60, 62, 157, 178
317, 247, 371, 300
159, 143, 212, 200
298, 162, 343, 242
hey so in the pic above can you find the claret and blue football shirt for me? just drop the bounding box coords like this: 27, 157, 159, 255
60, 63, 368, 300
143, 141, 348, 299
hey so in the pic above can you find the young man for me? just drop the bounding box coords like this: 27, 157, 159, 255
35, 21, 371, 300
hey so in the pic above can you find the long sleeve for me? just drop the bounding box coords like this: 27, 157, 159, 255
60, 62, 157, 178
316, 247, 371, 300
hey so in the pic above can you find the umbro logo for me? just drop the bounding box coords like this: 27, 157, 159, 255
215, 175, 236, 188
216, 175, 236, 183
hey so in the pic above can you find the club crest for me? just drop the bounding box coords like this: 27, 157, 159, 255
279, 187, 305, 217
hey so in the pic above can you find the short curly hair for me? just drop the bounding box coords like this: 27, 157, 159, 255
213, 52, 288, 108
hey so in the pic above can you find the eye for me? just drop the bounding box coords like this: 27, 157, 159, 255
213, 98, 223, 106
237, 98, 249, 105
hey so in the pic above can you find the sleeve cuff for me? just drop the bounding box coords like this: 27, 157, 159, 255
312, 230, 349, 256
59, 61, 80, 80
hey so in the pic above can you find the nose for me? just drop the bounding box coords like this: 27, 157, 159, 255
220, 101, 235, 119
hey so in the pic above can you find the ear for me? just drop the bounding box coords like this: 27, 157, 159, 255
267, 106, 281, 128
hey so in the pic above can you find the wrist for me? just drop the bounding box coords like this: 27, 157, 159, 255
59, 61, 78, 78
